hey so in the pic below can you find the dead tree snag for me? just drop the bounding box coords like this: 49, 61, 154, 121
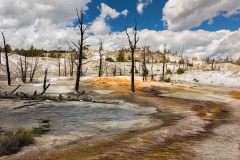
98, 38, 104, 77
43, 69, 48, 90
0, 45, 2, 64
29, 57, 39, 83
125, 20, 139, 94
1, 31, 11, 85
73, 8, 88, 93
162, 43, 166, 80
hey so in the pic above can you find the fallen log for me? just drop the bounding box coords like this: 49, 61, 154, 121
11, 84, 21, 94
13, 103, 43, 109
77, 90, 85, 97
40, 83, 50, 95
0, 87, 120, 105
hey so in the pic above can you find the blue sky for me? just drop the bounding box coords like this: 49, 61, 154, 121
83, 0, 240, 32
0, 0, 240, 58
84, 0, 168, 31
193, 12, 240, 31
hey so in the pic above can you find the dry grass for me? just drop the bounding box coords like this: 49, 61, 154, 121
228, 90, 240, 99
0, 128, 35, 156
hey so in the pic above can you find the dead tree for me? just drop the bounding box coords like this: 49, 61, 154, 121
0, 45, 2, 64
29, 57, 39, 83
162, 44, 166, 79
147, 47, 154, 80
211, 58, 215, 70
19, 54, 28, 83
43, 69, 48, 90
105, 61, 108, 77
142, 41, 147, 81
112, 63, 117, 76
57, 52, 61, 76
1, 31, 11, 85
64, 58, 67, 76
217, 58, 222, 70
98, 38, 104, 77
125, 20, 139, 93
178, 45, 184, 69
185, 56, 188, 71
72, 8, 88, 93
68, 53, 74, 77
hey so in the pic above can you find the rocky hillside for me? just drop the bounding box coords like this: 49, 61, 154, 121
0, 51, 240, 87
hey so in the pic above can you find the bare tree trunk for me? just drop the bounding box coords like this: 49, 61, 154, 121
162, 44, 166, 79
64, 58, 67, 77
24, 55, 28, 82
58, 57, 61, 77
138, 62, 140, 76
125, 20, 139, 93
98, 39, 103, 77
69, 54, 74, 76
131, 49, 135, 92
142, 42, 147, 82
30, 57, 38, 83
0, 46, 2, 64
119, 67, 122, 76
1, 32, 11, 85
124, 62, 127, 76
105, 61, 108, 77
112, 63, 116, 76
211, 58, 214, 70
43, 69, 48, 90
74, 8, 88, 93
218, 58, 222, 70
151, 54, 153, 80
20, 55, 25, 83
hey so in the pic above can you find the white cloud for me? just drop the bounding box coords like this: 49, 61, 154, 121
87, 28, 239, 59
121, 10, 129, 17
98, 3, 120, 19
89, 3, 128, 35
0, 0, 91, 50
162, 0, 240, 31
2, 18, 81, 50
0, 0, 91, 29
137, 0, 152, 14
206, 29, 240, 59
89, 17, 111, 36
0, 0, 240, 60
137, 3, 144, 14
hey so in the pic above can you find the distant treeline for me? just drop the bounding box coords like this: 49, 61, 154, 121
7, 44, 240, 66
13, 45, 70, 57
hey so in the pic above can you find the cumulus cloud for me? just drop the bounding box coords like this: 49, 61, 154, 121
0, 0, 91, 50
89, 3, 128, 35
162, 0, 240, 31
88, 28, 239, 59
0, 0, 91, 29
206, 29, 240, 59
137, 3, 144, 14
2, 19, 82, 50
137, 0, 152, 14
0, 0, 240, 59
121, 10, 129, 17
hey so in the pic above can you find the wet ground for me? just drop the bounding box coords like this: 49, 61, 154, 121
0, 77, 240, 159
